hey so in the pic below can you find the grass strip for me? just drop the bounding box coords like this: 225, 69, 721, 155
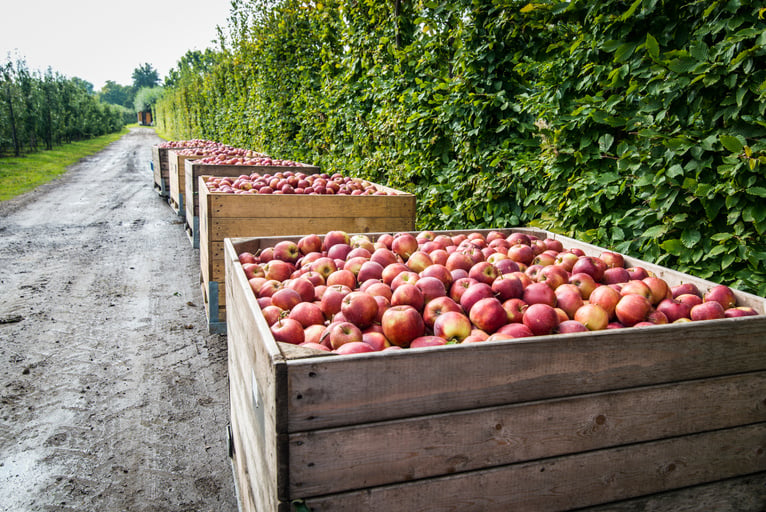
0, 126, 132, 202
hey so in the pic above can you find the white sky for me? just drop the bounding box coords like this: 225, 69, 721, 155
1, 0, 235, 91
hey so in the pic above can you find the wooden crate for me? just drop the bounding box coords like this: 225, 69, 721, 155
224, 228, 766, 512
183, 161, 321, 248
168, 150, 209, 218
151, 145, 171, 198
200, 178, 416, 334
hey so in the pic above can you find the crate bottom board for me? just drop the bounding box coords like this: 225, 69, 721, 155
201, 279, 227, 334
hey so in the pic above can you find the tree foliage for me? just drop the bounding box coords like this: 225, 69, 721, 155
132, 63, 160, 89
154, 0, 766, 295
1, 57, 125, 156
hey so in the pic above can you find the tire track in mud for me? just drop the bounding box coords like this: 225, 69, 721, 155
0, 128, 235, 511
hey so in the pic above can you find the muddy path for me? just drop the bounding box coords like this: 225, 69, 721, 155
0, 127, 236, 511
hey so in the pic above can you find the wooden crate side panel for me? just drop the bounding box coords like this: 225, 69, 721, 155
199, 191, 212, 286
287, 372, 766, 497
208, 216, 415, 246
300, 424, 766, 512
284, 318, 766, 431
226, 243, 289, 508
207, 193, 415, 220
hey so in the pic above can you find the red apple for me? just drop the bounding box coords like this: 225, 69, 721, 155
469, 297, 508, 334
522, 282, 557, 307
671, 282, 701, 298
285, 277, 316, 303
502, 298, 528, 324
288, 301, 325, 328
494, 322, 534, 339
415, 276, 448, 303
643, 276, 671, 305
328, 321, 364, 349
322, 230, 350, 251
690, 301, 725, 321
573, 303, 609, 330
522, 303, 560, 335
362, 331, 390, 351
422, 296, 463, 329
703, 285, 737, 309
297, 233, 322, 255
571, 256, 606, 283
381, 305, 426, 347
676, 293, 703, 309
554, 283, 584, 319
537, 264, 569, 290
468, 261, 499, 285
460, 282, 495, 313
569, 272, 599, 300
382, 262, 409, 286
272, 240, 300, 264
655, 298, 692, 323
506, 244, 535, 265
327, 269, 357, 289
310, 256, 338, 280
270, 318, 305, 344
602, 267, 630, 285
319, 284, 352, 318
303, 324, 327, 345
270, 287, 302, 311
334, 341, 376, 355
391, 233, 419, 260
557, 320, 590, 334
341, 291, 379, 328
626, 267, 649, 280
614, 294, 652, 327
433, 311, 473, 343
406, 250, 433, 273
450, 277, 478, 304
410, 336, 448, 348
263, 259, 294, 282
420, 263, 453, 288
391, 283, 425, 312
445, 251, 474, 273
491, 274, 524, 301
599, 251, 625, 269
300, 340, 331, 352
724, 306, 759, 318
239, 251, 258, 265
357, 261, 385, 283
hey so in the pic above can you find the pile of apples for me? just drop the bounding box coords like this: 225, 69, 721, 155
237, 230, 759, 355
194, 154, 307, 167
158, 139, 219, 149
206, 173, 398, 195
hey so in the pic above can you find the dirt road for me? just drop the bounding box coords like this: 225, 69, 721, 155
0, 127, 237, 511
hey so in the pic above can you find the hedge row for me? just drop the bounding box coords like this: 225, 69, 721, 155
155, 0, 766, 296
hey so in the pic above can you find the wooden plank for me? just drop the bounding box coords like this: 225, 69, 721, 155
207, 192, 416, 219
287, 371, 766, 496
283, 316, 766, 431
300, 424, 766, 512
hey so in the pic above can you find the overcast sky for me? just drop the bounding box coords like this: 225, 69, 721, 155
1, 0, 234, 91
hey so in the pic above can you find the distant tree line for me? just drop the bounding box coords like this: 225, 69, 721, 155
1, 57, 127, 156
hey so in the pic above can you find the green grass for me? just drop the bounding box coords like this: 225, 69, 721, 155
0, 126, 132, 202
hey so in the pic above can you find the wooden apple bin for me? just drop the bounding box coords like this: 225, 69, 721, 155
200, 179, 416, 334
167, 150, 209, 218
183, 160, 321, 249
223, 228, 766, 512
151, 145, 174, 198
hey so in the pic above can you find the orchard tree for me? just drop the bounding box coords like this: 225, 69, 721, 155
132, 63, 160, 89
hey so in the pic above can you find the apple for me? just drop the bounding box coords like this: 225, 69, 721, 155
272, 240, 300, 264
263, 260, 294, 281
391, 283, 426, 311
690, 301, 725, 321
322, 230, 350, 251
554, 251, 580, 272
433, 311, 473, 343
569, 272, 599, 300
459, 282, 495, 313
450, 277, 478, 304
285, 277, 316, 303
468, 261, 499, 285
310, 256, 338, 280
382, 262, 409, 285
319, 284, 352, 318
239, 251, 258, 265
334, 341, 376, 355
327, 243, 353, 261
676, 293, 703, 309
506, 244, 535, 265
423, 296, 463, 329
537, 264, 569, 290
573, 304, 609, 330
554, 283, 585, 319
381, 305, 426, 347
362, 331, 390, 351
642, 276, 671, 305
327, 269, 357, 289
522, 303, 560, 335
289, 302, 326, 328
724, 306, 759, 318
522, 282, 557, 307
391, 233, 419, 260
270, 318, 305, 344
491, 274, 524, 301
494, 322, 534, 339
341, 291, 379, 328
415, 276, 448, 303
614, 294, 652, 327
494, 258, 520, 275
303, 324, 327, 345
626, 267, 649, 280
468, 297, 508, 334
599, 251, 625, 269
260, 305, 284, 326
655, 298, 692, 323
703, 285, 737, 309
242, 262, 264, 280
671, 282, 701, 298
602, 267, 630, 285
270, 287, 302, 311
297, 233, 322, 255
371, 248, 399, 268
390, 271, 420, 290
557, 320, 590, 334
571, 256, 606, 283
328, 321, 364, 349
299, 341, 331, 352
646, 310, 669, 324
502, 298, 528, 324
420, 263, 453, 288
619, 280, 653, 301
446, 251, 474, 273
428, 249, 449, 266
410, 336, 448, 348
357, 261, 385, 282
406, 251, 433, 273
248, 276, 268, 295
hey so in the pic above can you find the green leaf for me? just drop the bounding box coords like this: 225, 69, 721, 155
614, 43, 637, 63
660, 239, 684, 256
645, 34, 660, 60
747, 186, 766, 198
719, 135, 744, 153
680, 229, 701, 248
642, 225, 668, 238
598, 133, 614, 152
668, 57, 698, 74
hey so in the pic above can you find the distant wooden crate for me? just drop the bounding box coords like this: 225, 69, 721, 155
151, 145, 171, 198
168, 150, 207, 218
183, 160, 321, 249
199, 178, 416, 334
224, 228, 766, 512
